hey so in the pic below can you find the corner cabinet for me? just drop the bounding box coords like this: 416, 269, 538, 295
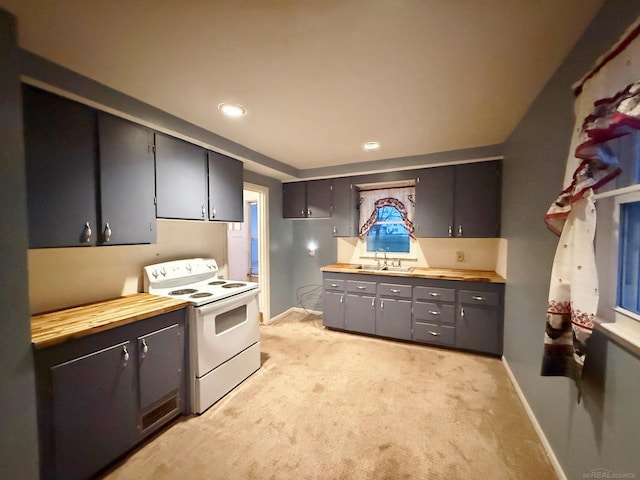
23, 86, 157, 247
207, 151, 243, 222
414, 160, 501, 238
330, 177, 359, 237
322, 272, 504, 356
155, 133, 208, 220
34, 310, 187, 480
282, 179, 331, 218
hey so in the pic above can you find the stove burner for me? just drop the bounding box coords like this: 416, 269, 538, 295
222, 283, 246, 289
191, 292, 213, 298
169, 288, 198, 295
208, 281, 227, 286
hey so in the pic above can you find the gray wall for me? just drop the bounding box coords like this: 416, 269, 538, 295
244, 170, 293, 317
0, 8, 40, 479
502, 1, 640, 478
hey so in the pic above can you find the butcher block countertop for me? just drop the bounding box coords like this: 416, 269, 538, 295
321, 263, 505, 283
31, 293, 190, 349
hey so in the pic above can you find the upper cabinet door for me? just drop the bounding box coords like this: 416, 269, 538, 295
306, 179, 331, 218
23, 85, 98, 248
330, 177, 358, 236
207, 151, 243, 222
414, 166, 455, 238
155, 133, 208, 220
98, 113, 156, 244
282, 182, 307, 218
454, 161, 501, 238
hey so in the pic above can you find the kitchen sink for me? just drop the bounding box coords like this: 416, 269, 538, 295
353, 264, 414, 273
385, 266, 414, 273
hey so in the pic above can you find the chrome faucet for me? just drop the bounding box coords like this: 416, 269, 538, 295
375, 249, 387, 269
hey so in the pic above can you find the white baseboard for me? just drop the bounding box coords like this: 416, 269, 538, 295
264, 307, 322, 325
501, 357, 566, 480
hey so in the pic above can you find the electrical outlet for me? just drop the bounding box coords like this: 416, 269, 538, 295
456, 251, 464, 262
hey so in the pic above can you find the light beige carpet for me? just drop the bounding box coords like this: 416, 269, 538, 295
102, 312, 557, 480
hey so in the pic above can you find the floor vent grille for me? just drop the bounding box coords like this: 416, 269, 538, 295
141, 394, 178, 431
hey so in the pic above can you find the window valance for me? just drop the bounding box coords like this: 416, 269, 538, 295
358, 187, 415, 239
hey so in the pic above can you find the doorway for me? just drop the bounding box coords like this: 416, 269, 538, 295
227, 183, 270, 322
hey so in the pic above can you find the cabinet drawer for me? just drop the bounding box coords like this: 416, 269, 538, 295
378, 283, 412, 299
324, 279, 345, 291
346, 280, 376, 295
413, 286, 455, 303
413, 322, 455, 346
413, 301, 455, 324
459, 290, 500, 307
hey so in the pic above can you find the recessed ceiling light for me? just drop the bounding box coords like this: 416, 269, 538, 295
218, 103, 247, 118
362, 141, 381, 151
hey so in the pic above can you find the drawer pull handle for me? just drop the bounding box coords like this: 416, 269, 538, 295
429, 292, 440, 297
330, 283, 339, 287
390, 288, 401, 293
428, 331, 441, 336
429, 310, 440, 315
472, 295, 485, 301
356, 285, 366, 290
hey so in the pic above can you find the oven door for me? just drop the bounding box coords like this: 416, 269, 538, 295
190, 289, 259, 378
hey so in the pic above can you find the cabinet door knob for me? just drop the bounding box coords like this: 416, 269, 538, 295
356, 285, 366, 290
390, 288, 401, 293
448, 225, 452, 237
122, 345, 129, 363
472, 295, 485, 301
380, 300, 384, 310
330, 283, 339, 287
458, 224, 463, 237
429, 310, 440, 315
333, 226, 337, 236
211, 205, 216, 219
460, 307, 465, 318
83, 222, 92, 243
371, 298, 375, 308
103, 222, 112, 242
141, 339, 148, 355
301, 209, 305, 216
201, 205, 206, 218
428, 331, 441, 336
339, 295, 343, 303
307, 209, 312, 216
429, 292, 440, 297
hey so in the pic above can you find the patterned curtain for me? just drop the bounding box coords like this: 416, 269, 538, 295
358, 187, 415, 239
542, 19, 640, 381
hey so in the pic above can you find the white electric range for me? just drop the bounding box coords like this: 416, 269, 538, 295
144, 258, 260, 414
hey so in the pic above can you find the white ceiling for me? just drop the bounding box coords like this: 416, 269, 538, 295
2, 0, 604, 178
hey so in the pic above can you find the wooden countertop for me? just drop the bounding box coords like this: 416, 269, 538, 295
321, 263, 505, 283
31, 293, 190, 349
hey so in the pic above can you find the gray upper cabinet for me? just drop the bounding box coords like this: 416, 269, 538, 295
282, 179, 331, 218
330, 177, 358, 237
207, 151, 243, 222
23, 85, 98, 248
306, 179, 331, 218
454, 161, 501, 238
414, 166, 454, 238
155, 133, 208, 220
414, 160, 501, 238
98, 113, 156, 244
282, 181, 307, 218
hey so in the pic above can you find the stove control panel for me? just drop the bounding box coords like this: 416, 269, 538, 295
144, 258, 218, 287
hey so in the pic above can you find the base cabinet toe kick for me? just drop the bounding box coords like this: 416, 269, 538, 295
322, 272, 504, 356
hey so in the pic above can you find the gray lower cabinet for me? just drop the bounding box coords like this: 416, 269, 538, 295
345, 293, 376, 334
456, 286, 504, 355
51, 341, 137, 480
377, 282, 412, 340
412, 284, 456, 347
322, 272, 504, 356
35, 310, 186, 480
155, 133, 208, 220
